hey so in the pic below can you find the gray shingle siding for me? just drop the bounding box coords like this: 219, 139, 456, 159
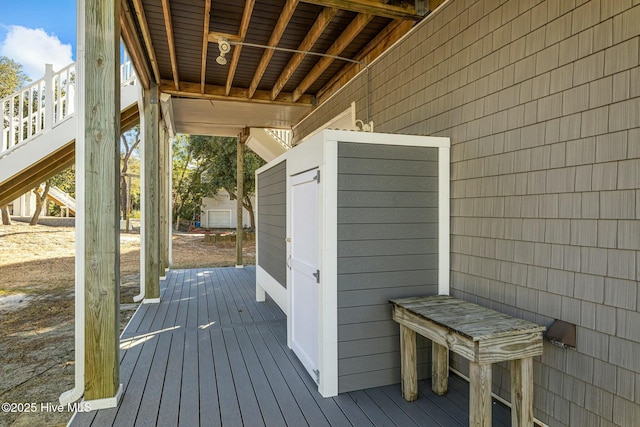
257, 161, 287, 287
294, 0, 640, 424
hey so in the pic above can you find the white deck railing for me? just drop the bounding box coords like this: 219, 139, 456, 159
1, 47, 136, 156
264, 128, 292, 149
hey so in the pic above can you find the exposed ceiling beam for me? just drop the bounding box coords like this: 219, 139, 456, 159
271, 7, 337, 100
247, 0, 298, 99
208, 31, 243, 43
317, 19, 413, 102
292, 13, 372, 102
200, 0, 212, 94
299, 0, 422, 20
225, 0, 255, 96
120, 0, 151, 89
131, 0, 161, 84
161, 0, 180, 90
160, 80, 314, 106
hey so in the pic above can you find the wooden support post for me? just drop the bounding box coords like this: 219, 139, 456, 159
400, 325, 418, 401
431, 342, 448, 395
163, 129, 171, 270
143, 82, 160, 300
166, 133, 172, 268
469, 362, 492, 427
83, 0, 121, 402
236, 131, 246, 268
158, 124, 167, 277
511, 357, 534, 427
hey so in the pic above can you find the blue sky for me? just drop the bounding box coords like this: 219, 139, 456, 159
0, 0, 76, 79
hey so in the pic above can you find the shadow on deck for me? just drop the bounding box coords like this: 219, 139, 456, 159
70, 267, 511, 426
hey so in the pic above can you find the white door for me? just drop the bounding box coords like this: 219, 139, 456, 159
290, 168, 320, 383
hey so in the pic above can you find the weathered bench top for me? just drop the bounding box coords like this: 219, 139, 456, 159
390, 295, 546, 341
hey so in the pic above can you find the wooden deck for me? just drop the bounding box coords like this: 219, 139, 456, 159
70, 267, 511, 426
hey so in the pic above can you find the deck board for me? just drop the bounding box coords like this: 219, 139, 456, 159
211, 328, 243, 427
134, 332, 171, 426
245, 324, 310, 427
256, 322, 331, 427
197, 328, 221, 427
179, 329, 200, 426
156, 329, 184, 427
234, 327, 287, 427
71, 266, 511, 427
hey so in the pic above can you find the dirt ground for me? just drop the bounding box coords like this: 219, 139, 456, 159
0, 221, 255, 427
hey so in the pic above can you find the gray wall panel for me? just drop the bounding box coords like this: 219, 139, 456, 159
338, 364, 429, 394
336, 142, 439, 393
338, 174, 439, 192
338, 320, 399, 342
337, 285, 439, 309
337, 190, 438, 208
337, 270, 439, 291
257, 161, 287, 287
337, 223, 439, 240
337, 207, 438, 223
338, 142, 438, 161
338, 157, 439, 176
337, 239, 437, 257
338, 254, 439, 274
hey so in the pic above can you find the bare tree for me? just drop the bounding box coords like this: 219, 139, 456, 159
120, 128, 140, 232
1, 205, 11, 225
30, 183, 51, 226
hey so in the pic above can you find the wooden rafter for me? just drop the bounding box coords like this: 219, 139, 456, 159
131, 0, 161, 84
292, 13, 372, 102
271, 7, 337, 100
160, 80, 314, 106
225, 0, 255, 96
200, 0, 212, 94
208, 32, 243, 43
300, 0, 422, 20
247, 0, 298, 99
161, 0, 180, 90
121, 0, 425, 116
317, 19, 413, 102
120, 0, 151, 89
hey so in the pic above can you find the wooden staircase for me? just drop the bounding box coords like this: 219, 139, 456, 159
0, 56, 140, 207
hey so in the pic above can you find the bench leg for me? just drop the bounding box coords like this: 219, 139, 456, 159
431, 342, 448, 395
469, 361, 492, 427
511, 357, 534, 427
400, 325, 418, 401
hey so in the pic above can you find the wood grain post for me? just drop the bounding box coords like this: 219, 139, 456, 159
511, 357, 534, 427
158, 123, 167, 276
431, 342, 448, 395
400, 324, 418, 401
83, 0, 121, 401
236, 132, 245, 267
143, 82, 160, 299
163, 129, 171, 269
469, 361, 492, 427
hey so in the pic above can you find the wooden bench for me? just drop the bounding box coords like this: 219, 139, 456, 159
390, 295, 545, 427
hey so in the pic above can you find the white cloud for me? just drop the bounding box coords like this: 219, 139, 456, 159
0, 25, 73, 80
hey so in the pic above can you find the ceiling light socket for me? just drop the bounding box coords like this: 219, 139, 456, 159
218, 39, 231, 54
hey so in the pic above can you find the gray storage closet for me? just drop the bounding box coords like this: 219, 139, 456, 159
255, 129, 450, 397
